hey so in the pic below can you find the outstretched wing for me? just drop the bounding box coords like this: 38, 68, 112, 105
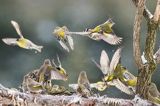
51, 70, 67, 81
11, 20, 24, 38
59, 40, 69, 52
112, 79, 134, 95
100, 33, 122, 45
109, 47, 122, 74
67, 35, 74, 50
100, 50, 110, 75
2, 38, 18, 46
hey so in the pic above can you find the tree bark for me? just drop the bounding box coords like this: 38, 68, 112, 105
132, 0, 160, 99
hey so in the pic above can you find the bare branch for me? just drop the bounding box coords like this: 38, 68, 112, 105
0, 84, 138, 106
153, 0, 160, 22
133, 0, 146, 69
132, 0, 153, 21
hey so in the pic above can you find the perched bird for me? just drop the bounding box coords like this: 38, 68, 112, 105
69, 71, 93, 97
2, 20, 43, 53
22, 75, 44, 94
37, 57, 68, 88
86, 18, 122, 45
53, 26, 74, 52
45, 84, 72, 95
148, 83, 160, 104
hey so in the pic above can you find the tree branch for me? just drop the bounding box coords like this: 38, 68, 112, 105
132, 0, 153, 21
0, 84, 137, 106
135, 0, 160, 100
153, 0, 160, 23
133, 0, 146, 69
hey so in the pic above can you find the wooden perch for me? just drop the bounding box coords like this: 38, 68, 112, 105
0, 84, 156, 106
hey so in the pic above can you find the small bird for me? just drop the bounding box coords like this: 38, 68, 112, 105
93, 47, 135, 95
22, 75, 44, 94
92, 47, 122, 76
115, 64, 137, 87
45, 84, 72, 95
37, 57, 68, 88
51, 55, 68, 81
86, 18, 122, 45
53, 26, 74, 52
148, 83, 160, 104
70, 71, 93, 97
2, 20, 43, 53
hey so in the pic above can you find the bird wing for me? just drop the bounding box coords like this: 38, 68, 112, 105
112, 79, 134, 95
2, 38, 18, 46
67, 35, 74, 50
59, 40, 70, 52
11, 20, 24, 38
100, 33, 122, 45
51, 70, 67, 81
109, 47, 122, 74
69, 84, 78, 90
100, 50, 110, 75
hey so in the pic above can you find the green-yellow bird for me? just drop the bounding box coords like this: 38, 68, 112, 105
37, 57, 68, 88
86, 18, 122, 45
2, 20, 43, 53
22, 75, 44, 94
114, 64, 137, 87
76, 71, 93, 97
53, 26, 74, 52
148, 83, 160, 104
93, 47, 135, 95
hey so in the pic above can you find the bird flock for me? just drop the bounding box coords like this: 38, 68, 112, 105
2, 19, 160, 103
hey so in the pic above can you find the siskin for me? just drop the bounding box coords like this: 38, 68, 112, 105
148, 83, 160, 104
45, 84, 72, 95
92, 47, 122, 79
93, 47, 135, 95
86, 18, 122, 45
69, 71, 93, 97
38, 57, 68, 87
53, 26, 74, 52
2, 20, 43, 53
22, 75, 44, 94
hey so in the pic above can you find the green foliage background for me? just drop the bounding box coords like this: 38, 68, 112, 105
0, 0, 159, 98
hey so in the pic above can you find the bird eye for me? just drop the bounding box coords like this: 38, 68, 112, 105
56, 67, 61, 70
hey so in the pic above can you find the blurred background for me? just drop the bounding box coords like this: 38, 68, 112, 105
0, 0, 159, 98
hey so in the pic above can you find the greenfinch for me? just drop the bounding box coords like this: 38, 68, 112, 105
2, 20, 43, 53
86, 18, 122, 45
53, 26, 74, 52
22, 75, 44, 94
